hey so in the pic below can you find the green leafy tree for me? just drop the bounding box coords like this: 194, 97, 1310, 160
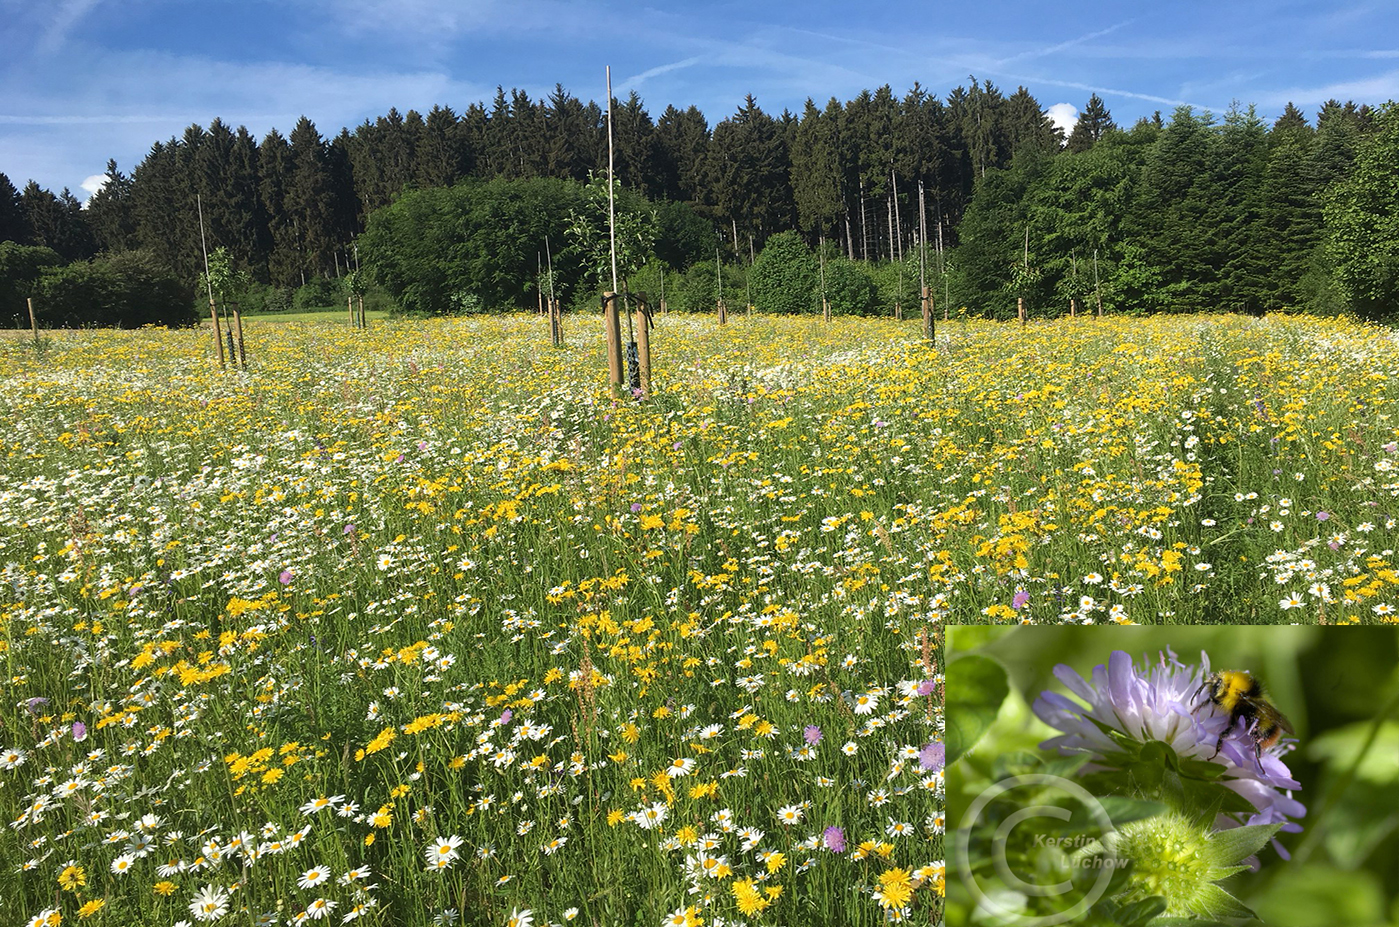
0, 241, 61, 326
1323, 102, 1399, 321
750, 231, 818, 314
37, 250, 194, 328
566, 172, 657, 294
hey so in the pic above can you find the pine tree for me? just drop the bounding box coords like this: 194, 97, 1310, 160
790, 98, 844, 239
21, 181, 94, 262
654, 105, 709, 205
86, 159, 136, 252
418, 105, 465, 188
285, 117, 339, 283
258, 128, 298, 286
0, 173, 26, 243
1273, 102, 1309, 135
1003, 86, 1062, 156
706, 96, 792, 249
1066, 94, 1116, 152
612, 91, 657, 196
1208, 104, 1270, 314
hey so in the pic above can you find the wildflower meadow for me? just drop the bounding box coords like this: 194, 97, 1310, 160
1, 310, 1397, 926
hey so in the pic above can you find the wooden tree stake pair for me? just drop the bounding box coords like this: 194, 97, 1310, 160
603, 291, 651, 396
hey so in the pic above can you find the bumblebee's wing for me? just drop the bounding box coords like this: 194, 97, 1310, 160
1238, 693, 1295, 736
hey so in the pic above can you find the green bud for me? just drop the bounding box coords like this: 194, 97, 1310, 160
1112, 811, 1278, 920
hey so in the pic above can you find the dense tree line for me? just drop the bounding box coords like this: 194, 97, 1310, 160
0, 78, 1055, 292
953, 99, 1383, 318
1, 79, 1394, 323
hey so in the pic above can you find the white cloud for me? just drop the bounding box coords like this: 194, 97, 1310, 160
0, 48, 493, 195
80, 174, 108, 196
1046, 102, 1077, 136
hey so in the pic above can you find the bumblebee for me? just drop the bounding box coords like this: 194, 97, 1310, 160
1192, 669, 1294, 764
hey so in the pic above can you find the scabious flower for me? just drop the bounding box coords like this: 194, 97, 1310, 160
1031, 649, 1305, 852
823, 825, 846, 852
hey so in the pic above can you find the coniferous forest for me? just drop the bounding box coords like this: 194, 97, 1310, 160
2, 78, 1397, 326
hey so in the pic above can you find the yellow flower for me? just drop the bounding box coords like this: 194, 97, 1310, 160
153, 881, 177, 896
58, 864, 86, 891
77, 900, 105, 919
732, 878, 770, 916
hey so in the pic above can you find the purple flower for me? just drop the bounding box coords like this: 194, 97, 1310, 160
631, 503, 643, 513
1012, 590, 1031, 610
25, 697, 48, 716
823, 826, 846, 853
72, 721, 87, 743
278, 569, 294, 585
499, 710, 512, 724
803, 725, 822, 745
1032, 650, 1305, 854
919, 741, 945, 772
916, 679, 936, 696
344, 524, 355, 535
1316, 511, 1330, 521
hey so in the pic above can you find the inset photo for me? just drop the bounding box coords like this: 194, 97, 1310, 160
944, 627, 1399, 927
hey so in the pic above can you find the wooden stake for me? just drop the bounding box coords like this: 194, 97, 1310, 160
349, 295, 356, 328
634, 303, 651, 396
1018, 296, 1026, 325
922, 286, 932, 341
359, 294, 366, 329
27, 296, 38, 346
197, 193, 225, 369
211, 302, 226, 368
603, 292, 623, 389
1094, 249, 1103, 318
233, 309, 246, 368
606, 67, 619, 297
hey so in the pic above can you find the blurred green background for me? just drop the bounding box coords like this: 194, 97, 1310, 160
946, 627, 1399, 927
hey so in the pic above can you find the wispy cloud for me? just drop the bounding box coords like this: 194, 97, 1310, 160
993, 20, 1137, 69
618, 56, 705, 93
39, 0, 103, 52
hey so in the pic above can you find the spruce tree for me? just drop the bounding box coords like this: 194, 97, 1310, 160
0, 173, 25, 244
1066, 94, 1116, 152
86, 159, 136, 252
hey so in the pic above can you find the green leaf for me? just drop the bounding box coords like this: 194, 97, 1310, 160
946, 655, 1011, 766
1203, 822, 1284, 866
1116, 896, 1168, 926
1096, 796, 1168, 827
1194, 883, 1257, 920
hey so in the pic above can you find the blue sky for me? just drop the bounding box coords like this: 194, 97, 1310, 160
2, 0, 1397, 200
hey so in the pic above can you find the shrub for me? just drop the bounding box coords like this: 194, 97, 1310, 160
750, 232, 818, 314
36, 250, 195, 328
824, 258, 878, 316
293, 276, 343, 312
0, 241, 61, 327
